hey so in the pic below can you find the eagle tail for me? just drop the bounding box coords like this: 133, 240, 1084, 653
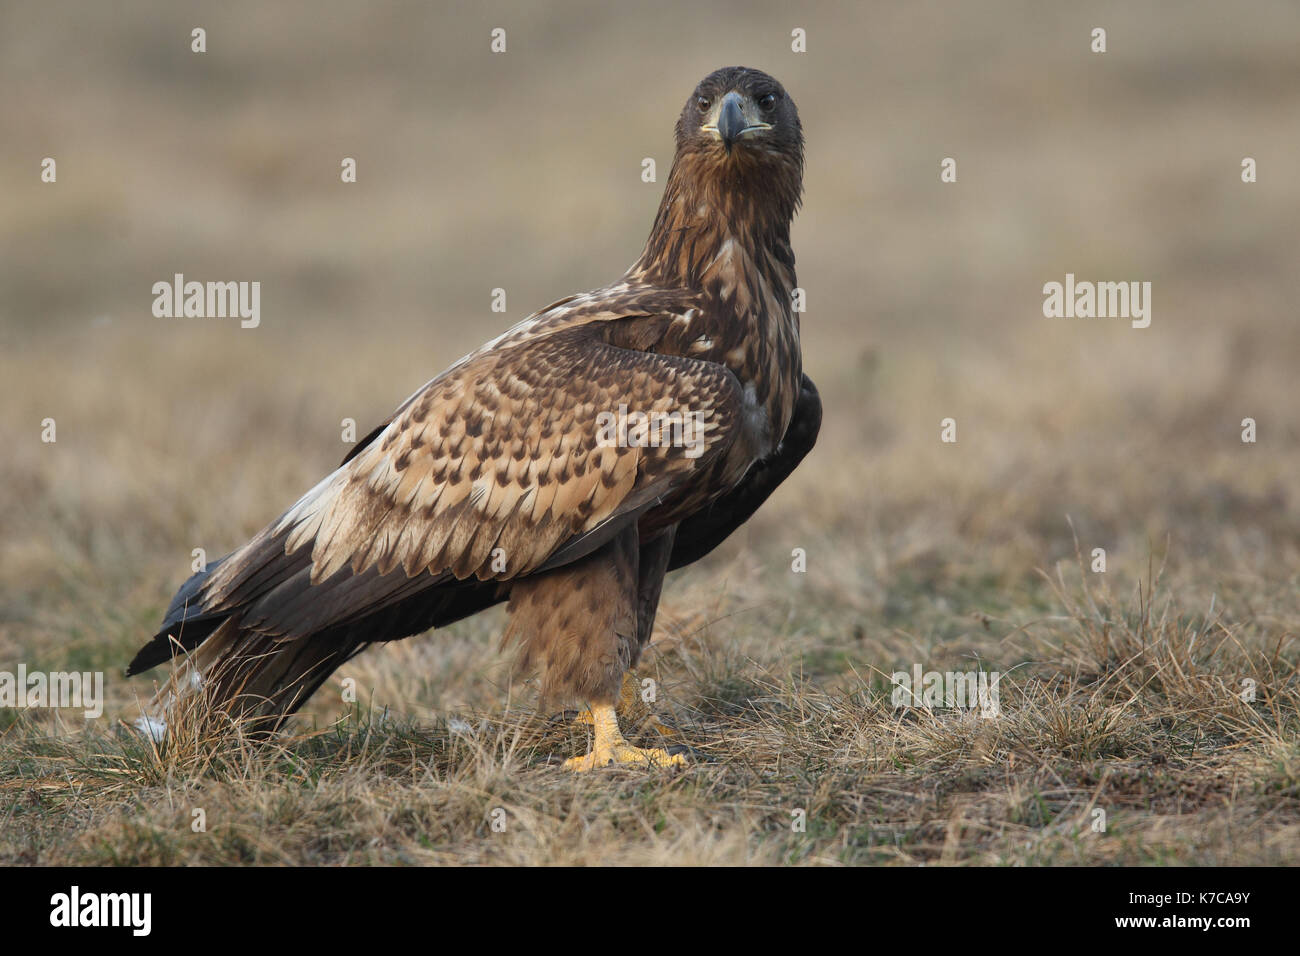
131, 615, 363, 741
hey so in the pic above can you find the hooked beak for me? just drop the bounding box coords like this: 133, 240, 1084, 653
704, 90, 772, 152
717, 91, 746, 150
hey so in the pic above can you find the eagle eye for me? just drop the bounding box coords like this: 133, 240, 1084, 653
759, 92, 777, 111
696, 95, 711, 112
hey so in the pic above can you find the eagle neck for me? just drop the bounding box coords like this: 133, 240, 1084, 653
630, 156, 798, 291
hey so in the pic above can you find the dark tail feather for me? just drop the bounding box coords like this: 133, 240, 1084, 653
127, 552, 362, 735
128, 548, 512, 737
126, 558, 231, 676
133, 615, 367, 737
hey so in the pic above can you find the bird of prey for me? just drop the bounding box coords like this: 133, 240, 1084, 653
128, 66, 821, 770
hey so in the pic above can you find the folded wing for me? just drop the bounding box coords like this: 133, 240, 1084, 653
192, 324, 744, 644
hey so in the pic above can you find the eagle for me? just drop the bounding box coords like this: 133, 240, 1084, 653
127, 66, 821, 771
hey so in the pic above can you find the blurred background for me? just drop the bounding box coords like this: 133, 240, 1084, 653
2, 0, 1298, 719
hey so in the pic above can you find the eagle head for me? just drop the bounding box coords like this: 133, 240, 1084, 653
635, 67, 804, 281
669, 66, 804, 224
677, 67, 803, 170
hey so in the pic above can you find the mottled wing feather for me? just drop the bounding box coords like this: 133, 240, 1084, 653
200, 323, 741, 639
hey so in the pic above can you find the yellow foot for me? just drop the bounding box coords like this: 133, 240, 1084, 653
574, 671, 680, 739
563, 741, 687, 772
564, 702, 688, 772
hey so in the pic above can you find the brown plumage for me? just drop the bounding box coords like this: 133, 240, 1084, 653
128, 66, 821, 767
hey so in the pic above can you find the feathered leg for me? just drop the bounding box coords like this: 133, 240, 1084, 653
504, 524, 685, 770
573, 526, 681, 739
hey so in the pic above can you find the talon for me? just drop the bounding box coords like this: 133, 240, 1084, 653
564, 702, 690, 771
647, 718, 681, 739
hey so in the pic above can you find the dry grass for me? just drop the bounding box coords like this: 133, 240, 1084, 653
3, 530, 1298, 865
3, 1, 1300, 865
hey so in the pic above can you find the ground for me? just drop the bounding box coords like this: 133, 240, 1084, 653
1, 1, 1298, 865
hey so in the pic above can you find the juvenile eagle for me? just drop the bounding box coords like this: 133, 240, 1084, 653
128, 66, 820, 770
